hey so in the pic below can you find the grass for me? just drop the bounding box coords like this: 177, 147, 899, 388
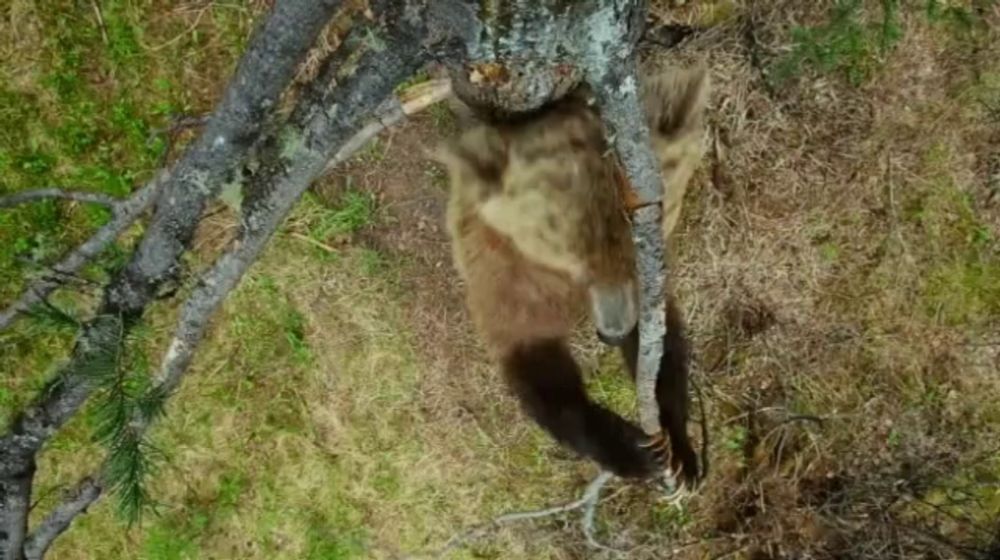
0, 0, 259, 415
769, 0, 904, 86
304, 185, 375, 243
4, 1, 1000, 559
768, 0, 994, 88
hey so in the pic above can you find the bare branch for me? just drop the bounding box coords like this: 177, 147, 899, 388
103, 0, 349, 317
0, 189, 119, 210
585, 43, 668, 437
425, 471, 622, 559
0, 0, 348, 470
21, 478, 102, 560
323, 79, 452, 172
626, 205, 668, 436
0, 179, 162, 331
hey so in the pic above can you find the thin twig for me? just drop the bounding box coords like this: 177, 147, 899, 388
580, 472, 623, 554
0, 189, 119, 210
691, 372, 711, 484
148, 114, 211, 166
0, 179, 162, 331
146, 114, 209, 145
323, 79, 451, 172
289, 232, 337, 253
426, 471, 620, 559
90, 0, 109, 46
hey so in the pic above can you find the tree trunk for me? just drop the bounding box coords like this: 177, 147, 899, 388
439, 0, 646, 118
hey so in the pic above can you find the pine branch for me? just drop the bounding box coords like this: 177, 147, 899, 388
0, 189, 118, 210
20, 14, 437, 553
88, 329, 161, 525
0, 179, 162, 331
0, 2, 346, 558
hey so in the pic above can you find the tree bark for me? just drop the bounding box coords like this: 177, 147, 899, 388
21, 478, 101, 560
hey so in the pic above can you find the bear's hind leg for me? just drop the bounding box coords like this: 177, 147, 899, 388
501, 338, 664, 479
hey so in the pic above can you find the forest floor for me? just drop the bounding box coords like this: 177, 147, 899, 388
2, 1, 999, 559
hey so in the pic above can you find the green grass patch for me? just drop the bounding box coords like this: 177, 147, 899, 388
228, 271, 317, 376
923, 259, 1000, 326
588, 349, 637, 418
901, 146, 1000, 325
770, 0, 903, 87
0, 1, 255, 304
300, 185, 376, 244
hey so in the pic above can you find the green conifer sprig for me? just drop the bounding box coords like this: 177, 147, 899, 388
85, 318, 167, 524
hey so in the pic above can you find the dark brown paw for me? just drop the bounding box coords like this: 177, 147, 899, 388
670, 440, 700, 492
638, 431, 674, 477
639, 432, 701, 499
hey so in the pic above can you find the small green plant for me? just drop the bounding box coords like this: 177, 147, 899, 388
651, 501, 692, 531
924, 0, 975, 29
770, 0, 903, 87
142, 524, 199, 560
394, 69, 431, 94
887, 428, 902, 449
358, 248, 388, 276
427, 103, 457, 132
722, 424, 748, 453
283, 308, 314, 366
307, 184, 376, 242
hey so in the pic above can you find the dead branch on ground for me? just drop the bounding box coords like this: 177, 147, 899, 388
424, 472, 623, 559
0, 189, 118, 210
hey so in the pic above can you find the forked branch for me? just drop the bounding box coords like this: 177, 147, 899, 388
21, 478, 102, 560
0, 1, 348, 558
21, 22, 439, 556
2, 1, 689, 557
0, 180, 163, 331
423, 471, 623, 559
